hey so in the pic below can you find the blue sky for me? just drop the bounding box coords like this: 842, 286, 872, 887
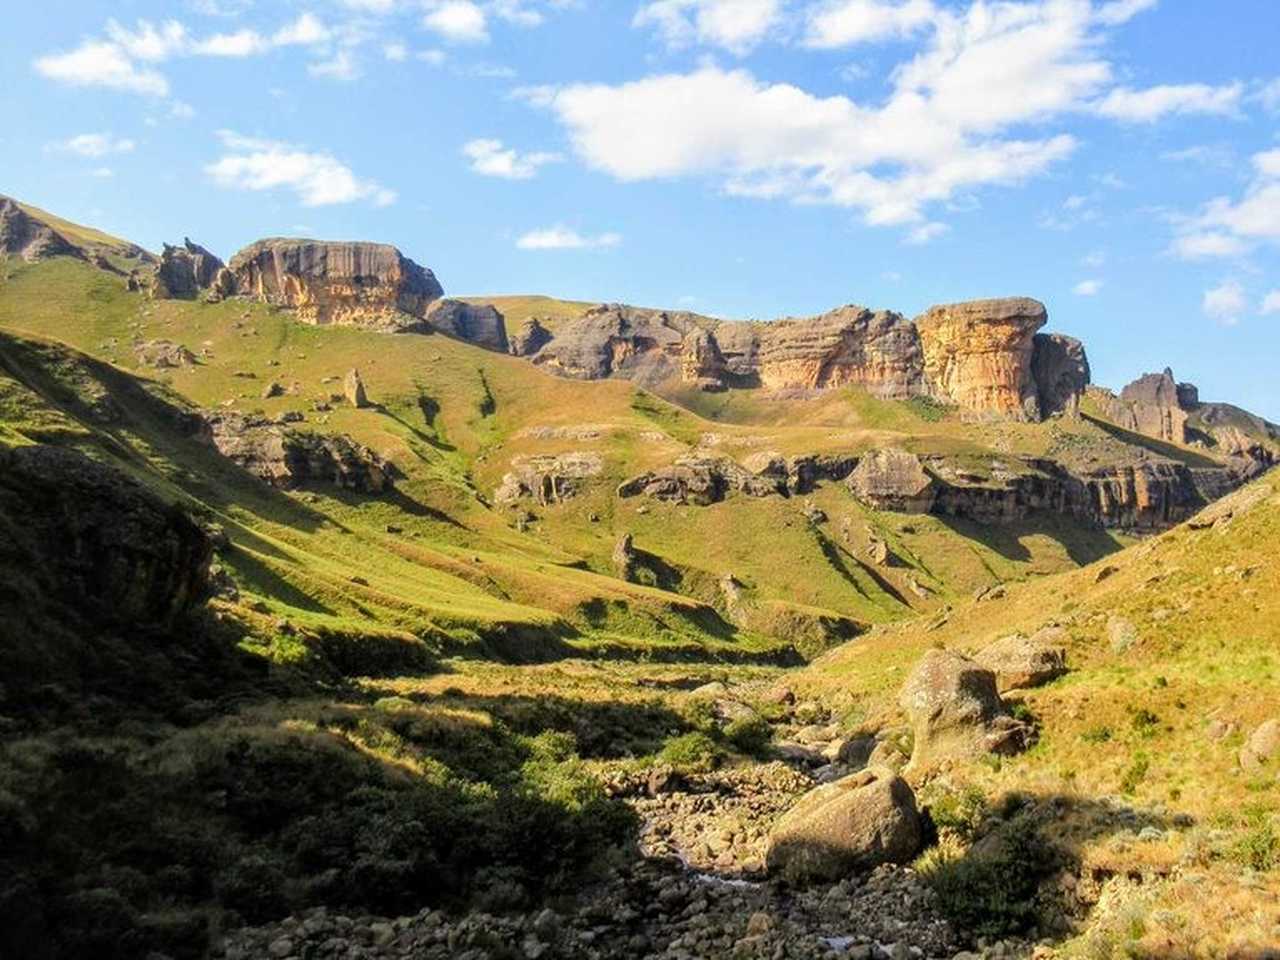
2, 0, 1279, 416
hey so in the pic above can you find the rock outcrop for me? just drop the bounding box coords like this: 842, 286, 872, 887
200, 413, 390, 493
227, 239, 444, 330
764, 767, 923, 882
974, 628, 1069, 692
421, 299, 509, 352
1101, 368, 1190, 444
915, 297, 1047, 421
899, 649, 1035, 770
0, 197, 84, 263
529, 304, 710, 386
150, 239, 234, 301
134, 340, 197, 369
617, 454, 785, 505
1032, 333, 1090, 418
494, 453, 603, 507
344, 369, 369, 409
1239, 719, 1280, 774
509, 318, 553, 357
847, 450, 937, 513
0, 442, 212, 629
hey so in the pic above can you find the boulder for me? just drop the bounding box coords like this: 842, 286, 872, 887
344, 368, 369, 408
1240, 719, 1280, 773
974, 628, 1068, 692
764, 767, 923, 883
493, 452, 603, 507
847, 449, 936, 513
612, 533, 637, 580
915, 297, 1047, 421
134, 340, 197, 369
421, 299, 509, 352
227, 238, 443, 330
899, 649, 1034, 769
200, 413, 390, 493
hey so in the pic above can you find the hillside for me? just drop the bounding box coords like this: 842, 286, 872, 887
1, 199, 1277, 959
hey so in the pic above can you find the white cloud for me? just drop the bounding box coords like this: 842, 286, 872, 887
52, 133, 136, 157
804, 0, 938, 49
1096, 82, 1243, 123
423, 2, 490, 43
418, 49, 448, 66
1094, 0, 1158, 26
905, 221, 949, 244
274, 14, 332, 48
1260, 290, 1280, 316
1203, 280, 1246, 326
104, 19, 189, 61
193, 29, 270, 57
634, 0, 783, 55
383, 42, 408, 62
1072, 279, 1102, 296
1160, 144, 1234, 168
309, 50, 359, 80
1254, 149, 1280, 178
34, 40, 170, 96
1169, 231, 1248, 260
205, 130, 397, 207
462, 139, 561, 179
516, 225, 622, 250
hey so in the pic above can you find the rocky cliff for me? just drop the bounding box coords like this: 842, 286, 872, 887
0, 197, 85, 263
148, 238, 235, 301
226, 239, 445, 331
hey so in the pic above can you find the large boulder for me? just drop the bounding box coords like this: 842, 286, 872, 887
1240, 720, 1280, 774
421, 299, 509, 352
899, 649, 1034, 769
764, 767, 923, 883
134, 339, 197, 369
974, 628, 1069, 692
847, 449, 937, 513
915, 297, 1047, 421
227, 238, 443, 330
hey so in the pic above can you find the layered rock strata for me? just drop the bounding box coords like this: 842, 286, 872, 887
0, 197, 84, 263
150, 239, 234, 301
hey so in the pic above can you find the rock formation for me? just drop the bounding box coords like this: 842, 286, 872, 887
134, 340, 197, 369
898, 649, 1035, 769
509, 318, 553, 357
617, 454, 785, 505
149, 239, 234, 301
915, 298, 1046, 421
764, 767, 923, 882
200, 413, 390, 493
1101, 368, 1190, 444
227, 239, 444, 330
974, 628, 1069, 692
421, 299, 509, 352
529, 304, 710, 386
1239, 719, 1279, 774
1031, 333, 1090, 417
0, 196, 84, 263
847, 450, 937, 513
344, 369, 369, 409
494, 453, 603, 507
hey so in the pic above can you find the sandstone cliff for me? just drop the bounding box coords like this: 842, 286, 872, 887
0, 197, 85, 263
227, 239, 445, 331
149, 239, 234, 301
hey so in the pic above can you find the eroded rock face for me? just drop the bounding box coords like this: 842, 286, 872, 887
150, 239, 232, 301
915, 298, 1047, 421
0, 443, 212, 629
1104, 369, 1190, 444
1032, 333, 1091, 418
509, 318, 553, 357
421, 299, 509, 352
344, 368, 369, 409
617, 454, 785, 505
0, 197, 84, 263
134, 339, 197, 369
899, 649, 1034, 770
200, 412, 390, 493
227, 239, 444, 330
764, 767, 923, 883
494, 452, 603, 507
530, 304, 707, 386
847, 449, 936, 513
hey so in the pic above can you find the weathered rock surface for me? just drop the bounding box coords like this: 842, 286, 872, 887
508, 317, 553, 357
529, 304, 711, 386
1102, 368, 1190, 444
618, 454, 785, 505
847, 449, 937, 513
0, 443, 212, 629
899, 649, 1034, 769
420, 299, 508, 352
1032, 333, 1090, 417
915, 297, 1047, 421
975, 628, 1069, 692
0, 196, 84, 263
227, 239, 444, 330
765, 767, 923, 882
1240, 719, 1280, 773
494, 452, 603, 506
149, 239, 233, 301
200, 412, 390, 493
134, 339, 197, 369
344, 368, 369, 408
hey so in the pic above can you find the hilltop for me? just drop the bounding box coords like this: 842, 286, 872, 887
0, 198, 1276, 959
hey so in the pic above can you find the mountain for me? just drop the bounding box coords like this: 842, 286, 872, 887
0, 198, 1276, 959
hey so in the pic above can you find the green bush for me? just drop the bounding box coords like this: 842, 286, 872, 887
926, 785, 989, 842
1230, 808, 1280, 871
659, 731, 724, 772
725, 715, 773, 757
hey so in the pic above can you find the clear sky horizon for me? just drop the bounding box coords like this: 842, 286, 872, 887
2, 1, 1278, 417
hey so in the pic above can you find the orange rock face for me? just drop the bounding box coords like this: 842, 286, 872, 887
915, 298, 1047, 420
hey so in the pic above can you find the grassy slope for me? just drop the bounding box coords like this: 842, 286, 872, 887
792, 476, 1280, 956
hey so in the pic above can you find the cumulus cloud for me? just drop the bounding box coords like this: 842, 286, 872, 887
905, 221, 949, 244
1093, 0, 1158, 26
1174, 147, 1280, 259
1169, 231, 1248, 261
205, 130, 396, 207
516, 225, 622, 250
1095, 82, 1243, 122
1072, 279, 1102, 296
35, 40, 170, 96
462, 139, 561, 179
423, 2, 490, 43
804, 0, 938, 49
1203, 280, 1246, 326
51, 132, 136, 157
634, 0, 784, 55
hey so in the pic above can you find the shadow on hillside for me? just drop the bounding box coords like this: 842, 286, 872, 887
1082, 414, 1221, 469
813, 528, 913, 607
935, 513, 1124, 566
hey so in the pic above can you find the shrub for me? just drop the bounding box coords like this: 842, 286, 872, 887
659, 732, 724, 772
926, 785, 989, 842
1230, 808, 1280, 871
1120, 753, 1150, 795
725, 715, 773, 757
